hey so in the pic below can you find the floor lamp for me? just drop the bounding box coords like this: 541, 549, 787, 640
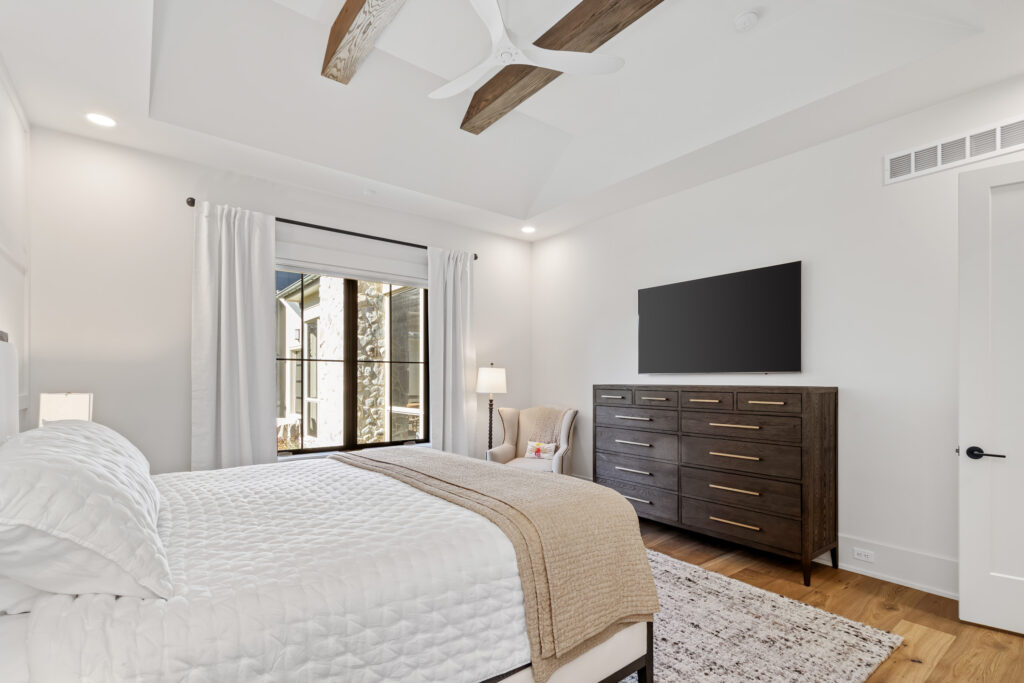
476, 363, 507, 451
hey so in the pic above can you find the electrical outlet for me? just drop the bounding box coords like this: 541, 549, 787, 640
852, 547, 875, 563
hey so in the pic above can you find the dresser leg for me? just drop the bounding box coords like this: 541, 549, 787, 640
802, 558, 812, 586
830, 546, 839, 569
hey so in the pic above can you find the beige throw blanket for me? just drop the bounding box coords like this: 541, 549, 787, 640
330, 447, 658, 682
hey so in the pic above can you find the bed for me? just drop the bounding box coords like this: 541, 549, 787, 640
0, 387, 656, 682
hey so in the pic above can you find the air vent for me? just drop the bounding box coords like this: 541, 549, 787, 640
914, 146, 938, 172
941, 138, 966, 164
885, 114, 1024, 184
970, 129, 997, 156
1000, 120, 1024, 148
889, 154, 912, 179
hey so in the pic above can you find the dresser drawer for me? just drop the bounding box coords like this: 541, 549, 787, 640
680, 436, 801, 479
597, 477, 679, 523
595, 452, 679, 492
632, 389, 678, 408
680, 498, 800, 553
737, 392, 802, 414
596, 427, 678, 462
595, 405, 677, 432
680, 390, 734, 411
680, 411, 801, 444
594, 388, 632, 406
679, 466, 800, 518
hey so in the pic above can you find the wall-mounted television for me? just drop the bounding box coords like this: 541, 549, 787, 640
638, 261, 801, 373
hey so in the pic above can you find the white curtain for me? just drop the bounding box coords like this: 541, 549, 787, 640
191, 202, 276, 470
428, 248, 476, 456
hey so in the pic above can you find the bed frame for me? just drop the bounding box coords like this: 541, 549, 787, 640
483, 621, 653, 683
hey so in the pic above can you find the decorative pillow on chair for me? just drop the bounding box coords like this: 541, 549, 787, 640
0, 420, 173, 600
524, 441, 557, 459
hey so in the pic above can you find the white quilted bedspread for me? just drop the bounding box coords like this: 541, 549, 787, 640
26, 459, 531, 682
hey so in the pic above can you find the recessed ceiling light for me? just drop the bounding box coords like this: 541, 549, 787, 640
86, 113, 117, 127
734, 11, 759, 32
521, 226, 536, 234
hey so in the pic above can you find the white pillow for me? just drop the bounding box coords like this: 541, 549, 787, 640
0, 421, 173, 599
0, 577, 48, 615
524, 441, 557, 460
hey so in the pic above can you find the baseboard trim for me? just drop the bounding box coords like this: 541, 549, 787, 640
585, 472, 959, 599
814, 533, 958, 599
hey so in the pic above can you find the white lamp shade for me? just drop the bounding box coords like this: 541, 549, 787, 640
476, 367, 507, 394
39, 393, 94, 427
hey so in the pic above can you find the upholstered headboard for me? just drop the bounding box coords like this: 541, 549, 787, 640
0, 330, 18, 443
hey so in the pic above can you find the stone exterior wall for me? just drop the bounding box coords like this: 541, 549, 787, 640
357, 281, 388, 443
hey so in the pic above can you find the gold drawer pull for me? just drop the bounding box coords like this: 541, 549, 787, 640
600, 394, 625, 399
709, 483, 760, 496
689, 398, 720, 403
615, 439, 652, 447
710, 451, 761, 461
615, 415, 652, 421
623, 495, 652, 504
640, 396, 669, 401
616, 466, 652, 476
709, 422, 760, 430
710, 516, 760, 531
748, 400, 785, 405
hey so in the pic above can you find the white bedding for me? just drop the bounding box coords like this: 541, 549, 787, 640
25, 459, 531, 682
0, 614, 29, 683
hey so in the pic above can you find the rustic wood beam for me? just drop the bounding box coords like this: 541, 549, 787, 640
322, 0, 407, 85
461, 0, 664, 135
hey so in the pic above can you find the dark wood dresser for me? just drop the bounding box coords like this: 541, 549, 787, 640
593, 384, 837, 585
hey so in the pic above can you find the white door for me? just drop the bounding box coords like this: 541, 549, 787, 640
958, 160, 1024, 633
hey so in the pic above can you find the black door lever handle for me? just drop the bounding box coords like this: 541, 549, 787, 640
965, 446, 1007, 460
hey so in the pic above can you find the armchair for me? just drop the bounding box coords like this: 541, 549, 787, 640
485, 406, 578, 474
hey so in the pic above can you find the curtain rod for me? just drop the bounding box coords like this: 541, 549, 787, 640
186, 197, 477, 260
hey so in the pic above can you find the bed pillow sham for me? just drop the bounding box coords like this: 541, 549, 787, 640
524, 441, 557, 459
0, 421, 173, 599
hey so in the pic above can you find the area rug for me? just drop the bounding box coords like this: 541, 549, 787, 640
623, 550, 903, 682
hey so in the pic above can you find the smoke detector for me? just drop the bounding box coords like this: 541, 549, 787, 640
734, 10, 760, 32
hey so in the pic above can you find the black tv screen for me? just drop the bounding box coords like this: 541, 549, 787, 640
638, 262, 801, 373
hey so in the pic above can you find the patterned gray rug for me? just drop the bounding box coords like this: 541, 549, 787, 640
624, 550, 903, 682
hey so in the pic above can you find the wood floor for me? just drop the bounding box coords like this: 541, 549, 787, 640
640, 520, 1024, 682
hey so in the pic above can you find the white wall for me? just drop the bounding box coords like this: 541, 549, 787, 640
530, 76, 1024, 598
28, 129, 532, 474
0, 62, 29, 426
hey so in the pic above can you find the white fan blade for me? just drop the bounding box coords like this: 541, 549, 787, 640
469, 0, 508, 48
428, 58, 500, 99
518, 44, 624, 75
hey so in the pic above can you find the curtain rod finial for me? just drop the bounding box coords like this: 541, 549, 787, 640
186, 197, 196, 207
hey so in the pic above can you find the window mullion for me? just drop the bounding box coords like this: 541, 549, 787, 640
343, 279, 358, 448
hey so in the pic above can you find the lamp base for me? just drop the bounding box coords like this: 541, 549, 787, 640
487, 397, 494, 451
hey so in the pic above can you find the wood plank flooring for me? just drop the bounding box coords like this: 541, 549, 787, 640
640, 520, 1024, 682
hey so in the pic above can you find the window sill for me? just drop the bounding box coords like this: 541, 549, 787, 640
277, 451, 340, 463
277, 442, 432, 463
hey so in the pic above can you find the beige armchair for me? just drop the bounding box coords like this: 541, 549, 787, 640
486, 406, 578, 474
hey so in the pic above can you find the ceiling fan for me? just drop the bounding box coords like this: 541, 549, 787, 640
428, 0, 625, 99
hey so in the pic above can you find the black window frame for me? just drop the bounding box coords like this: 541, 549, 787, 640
276, 272, 430, 455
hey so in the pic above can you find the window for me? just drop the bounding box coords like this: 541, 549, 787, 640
275, 271, 428, 454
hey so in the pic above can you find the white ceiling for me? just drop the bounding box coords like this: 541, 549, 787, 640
1, 0, 1023, 240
